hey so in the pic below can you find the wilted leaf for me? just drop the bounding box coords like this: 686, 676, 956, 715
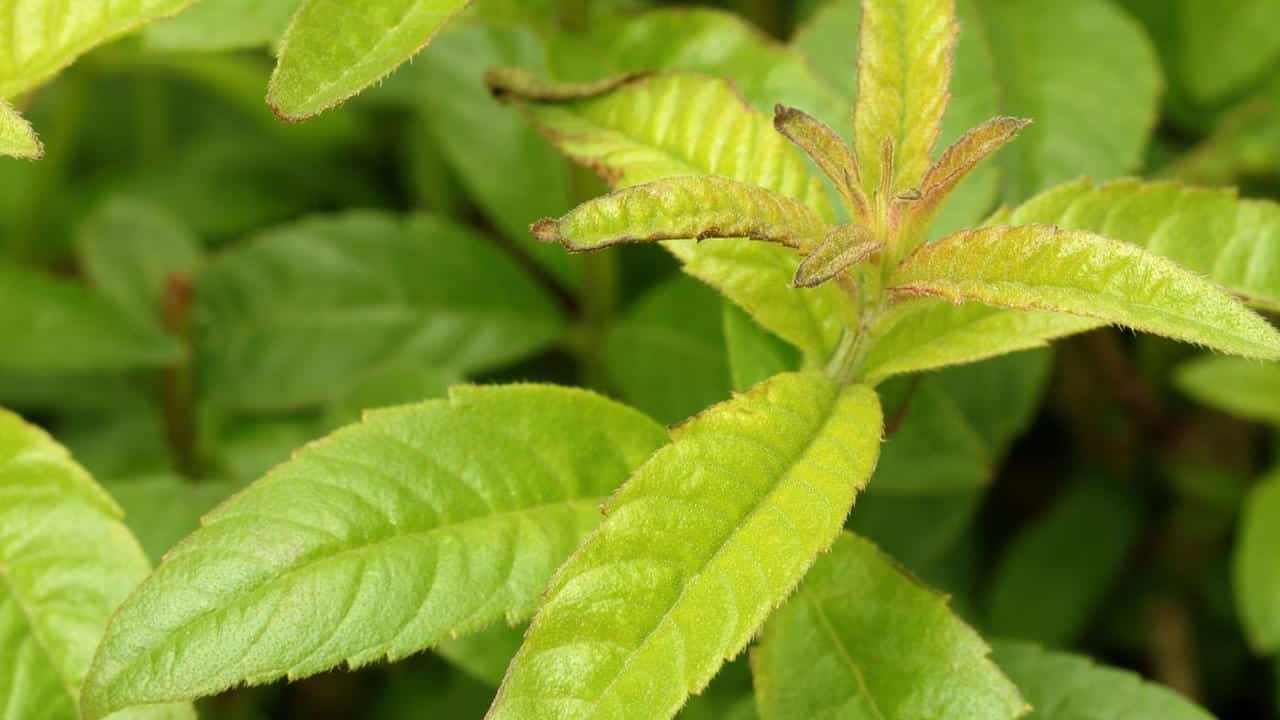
489, 374, 883, 720
81, 385, 668, 718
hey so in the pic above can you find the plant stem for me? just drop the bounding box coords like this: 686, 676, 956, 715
162, 272, 200, 479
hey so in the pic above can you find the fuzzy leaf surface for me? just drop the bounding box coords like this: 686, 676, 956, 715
891, 224, 1280, 361
488, 373, 883, 720
1175, 356, 1280, 427
268, 0, 472, 119
0, 101, 39, 159
0, 408, 194, 720
992, 642, 1214, 720
752, 532, 1025, 720
81, 385, 668, 719
853, 0, 956, 193
196, 211, 563, 412
0, 0, 194, 98
0, 262, 181, 373
494, 72, 854, 360
1235, 470, 1280, 652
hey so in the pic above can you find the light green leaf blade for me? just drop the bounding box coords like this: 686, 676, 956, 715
77, 197, 202, 326
992, 642, 1214, 720
853, 0, 957, 193
196, 211, 564, 413
1173, 0, 1280, 105
985, 480, 1140, 647
146, 0, 301, 51
491, 71, 855, 361
81, 385, 668, 719
0, 0, 195, 98
267, 0, 472, 119
1175, 356, 1280, 427
0, 408, 194, 720
0, 101, 40, 160
752, 532, 1026, 720
1009, 179, 1280, 313
1234, 469, 1280, 652
722, 302, 798, 392
0, 262, 182, 373
488, 373, 883, 720
606, 276, 731, 425
890, 224, 1280, 361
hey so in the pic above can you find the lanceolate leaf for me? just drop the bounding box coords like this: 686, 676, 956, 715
533, 177, 828, 252
1175, 356, 1280, 427
1234, 470, 1280, 652
0, 262, 182, 373
492, 71, 855, 361
905, 116, 1029, 234
854, 0, 957, 194
752, 533, 1026, 720
890, 224, 1280, 361
0, 101, 40, 160
992, 642, 1214, 720
0, 0, 195, 98
1009, 178, 1280, 312
488, 373, 883, 720
793, 224, 879, 288
0, 408, 194, 720
196, 211, 564, 412
81, 385, 668, 719
268, 0, 473, 120
773, 105, 866, 216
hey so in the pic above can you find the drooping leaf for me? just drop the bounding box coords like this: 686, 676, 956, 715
488, 374, 883, 720
721, 303, 799, 392
492, 71, 855, 361
146, 0, 302, 51
81, 385, 668, 719
0, 0, 195, 98
752, 532, 1026, 720
0, 408, 195, 720
1008, 178, 1280, 313
0, 262, 182, 373
1175, 356, 1280, 427
1234, 469, 1280, 652
890, 224, 1280, 361
606, 276, 731, 425
985, 480, 1140, 647
853, 0, 957, 194
0, 101, 40, 160
267, 0, 472, 119
992, 642, 1215, 720
196, 211, 564, 413
533, 176, 828, 252
76, 197, 203, 326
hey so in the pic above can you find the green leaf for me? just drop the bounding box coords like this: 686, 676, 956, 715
985, 480, 1140, 647
1171, 0, 1280, 105
267, 0, 472, 119
107, 474, 241, 563
992, 642, 1214, 720
0, 0, 195, 98
773, 104, 866, 217
1008, 179, 1280, 313
721, 303, 798, 392
436, 622, 526, 687
752, 533, 1026, 720
533, 176, 829, 252
890, 224, 1280, 361
853, 0, 957, 194
1234, 469, 1280, 652
81, 384, 668, 719
792, 224, 879, 288
77, 197, 202, 326
0, 101, 40, 160
196, 211, 564, 412
146, 0, 301, 51
0, 262, 182, 373
0, 408, 194, 720
488, 373, 882, 720
1176, 356, 1280, 427
606, 276, 731, 425
971, 0, 1160, 201
491, 71, 855, 361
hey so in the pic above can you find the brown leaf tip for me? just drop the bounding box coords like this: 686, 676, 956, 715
530, 218, 561, 244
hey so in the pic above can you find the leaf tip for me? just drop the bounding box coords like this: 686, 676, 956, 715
530, 218, 561, 244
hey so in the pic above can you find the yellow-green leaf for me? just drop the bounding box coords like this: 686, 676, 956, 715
773, 105, 866, 217
268, 0, 473, 120
793, 224, 880, 289
488, 373, 883, 720
853, 0, 957, 194
0, 101, 40, 159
